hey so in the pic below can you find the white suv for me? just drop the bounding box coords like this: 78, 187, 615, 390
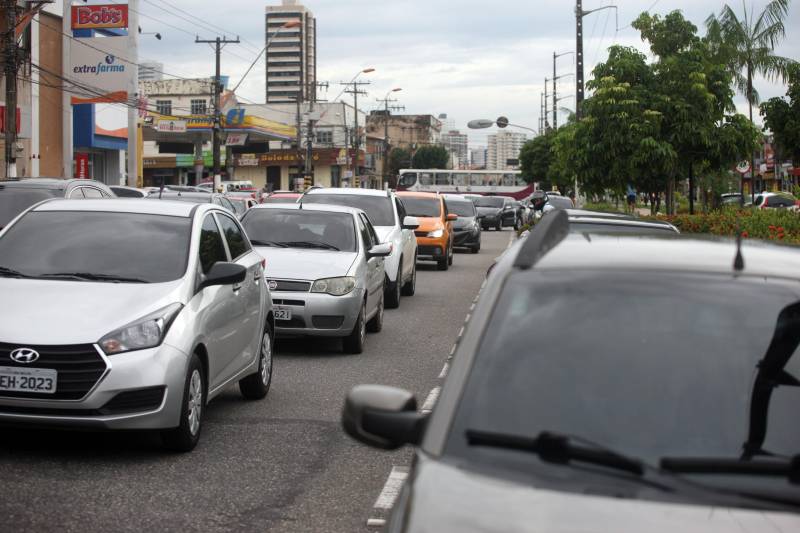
301, 188, 419, 308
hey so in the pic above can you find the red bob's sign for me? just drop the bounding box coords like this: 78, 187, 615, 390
71, 4, 129, 30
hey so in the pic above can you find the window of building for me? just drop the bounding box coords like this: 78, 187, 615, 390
156, 100, 172, 116
316, 130, 333, 144
191, 99, 207, 115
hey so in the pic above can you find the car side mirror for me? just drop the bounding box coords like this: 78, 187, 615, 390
199, 262, 247, 290
446, 213, 458, 221
367, 243, 392, 259
402, 216, 420, 230
342, 385, 427, 450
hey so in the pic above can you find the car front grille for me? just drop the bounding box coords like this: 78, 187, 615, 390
0, 342, 107, 401
312, 316, 345, 329
268, 280, 312, 292
414, 231, 428, 238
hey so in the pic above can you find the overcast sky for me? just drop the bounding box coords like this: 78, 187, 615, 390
73, 1, 800, 147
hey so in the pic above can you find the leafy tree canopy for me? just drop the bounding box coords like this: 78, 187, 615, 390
412, 145, 450, 169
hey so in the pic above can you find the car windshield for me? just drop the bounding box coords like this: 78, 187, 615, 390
547, 196, 573, 209
302, 194, 395, 226
447, 271, 800, 498
0, 187, 61, 227
401, 197, 441, 218
0, 211, 191, 283
474, 196, 505, 208
445, 200, 476, 217
241, 209, 356, 252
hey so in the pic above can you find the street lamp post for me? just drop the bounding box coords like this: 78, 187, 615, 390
340, 68, 374, 187
380, 87, 402, 188
553, 51, 574, 129
467, 119, 537, 134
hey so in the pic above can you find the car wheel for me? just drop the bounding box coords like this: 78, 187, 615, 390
384, 259, 402, 309
238, 323, 273, 400
495, 220, 502, 231
401, 258, 416, 296
471, 244, 480, 254
343, 301, 366, 354
448, 242, 454, 266
162, 354, 205, 452
437, 253, 449, 271
366, 294, 384, 333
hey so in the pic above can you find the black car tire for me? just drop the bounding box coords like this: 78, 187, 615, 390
448, 242, 454, 266
437, 254, 449, 271
238, 323, 273, 400
343, 302, 366, 354
162, 354, 205, 453
385, 260, 402, 309
401, 258, 416, 296
471, 244, 480, 254
495, 220, 502, 231
366, 295, 384, 333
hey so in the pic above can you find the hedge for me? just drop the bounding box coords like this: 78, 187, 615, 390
658, 209, 800, 245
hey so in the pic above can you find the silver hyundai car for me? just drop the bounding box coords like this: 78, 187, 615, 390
0, 199, 273, 452
240, 203, 391, 354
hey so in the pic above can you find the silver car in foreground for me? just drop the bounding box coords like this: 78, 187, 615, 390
0, 199, 273, 452
240, 203, 391, 354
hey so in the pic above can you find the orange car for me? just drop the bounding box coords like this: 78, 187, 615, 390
397, 191, 457, 271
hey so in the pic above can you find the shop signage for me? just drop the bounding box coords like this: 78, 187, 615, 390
736, 161, 751, 174
233, 149, 363, 168
68, 36, 132, 102
226, 133, 248, 146
156, 119, 188, 133
71, 4, 129, 30
75, 153, 90, 179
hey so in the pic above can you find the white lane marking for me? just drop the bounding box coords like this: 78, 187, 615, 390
507, 231, 515, 249
464, 313, 471, 323
438, 362, 449, 379
373, 467, 409, 510
457, 326, 465, 338
449, 344, 456, 356
367, 518, 386, 528
470, 303, 476, 311
421, 386, 441, 413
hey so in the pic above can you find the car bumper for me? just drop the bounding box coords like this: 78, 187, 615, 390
271, 289, 364, 337
0, 343, 189, 430
453, 229, 480, 248
415, 236, 448, 260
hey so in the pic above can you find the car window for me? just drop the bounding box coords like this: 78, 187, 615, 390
241, 209, 357, 252
199, 215, 228, 274
216, 213, 251, 260
0, 187, 61, 227
219, 197, 236, 212
81, 187, 104, 199
446, 199, 477, 217
362, 214, 380, 246
112, 187, 143, 198
754, 195, 763, 206
474, 196, 505, 208
395, 197, 407, 222
67, 188, 85, 199
400, 197, 441, 217
0, 211, 191, 283
302, 194, 395, 226
356, 214, 373, 252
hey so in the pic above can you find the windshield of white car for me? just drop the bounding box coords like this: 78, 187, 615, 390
301, 194, 395, 226
446, 271, 800, 504
474, 197, 505, 208
0, 187, 61, 227
241, 209, 357, 253
0, 211, 191, 283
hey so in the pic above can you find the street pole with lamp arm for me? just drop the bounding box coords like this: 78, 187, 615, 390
339, 68, 374, 187
575, 1, 618, 119
553, 51, 574, 129
378, 87, 402, 188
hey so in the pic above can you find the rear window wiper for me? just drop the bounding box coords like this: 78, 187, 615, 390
466, 429, 644, 476
40, 272, 149, 283
249, 240, 288, 248
281, 241, 340, 251
661, 456, 800, 484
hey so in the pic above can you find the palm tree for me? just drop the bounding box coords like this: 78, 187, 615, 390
707, 0, 796, 200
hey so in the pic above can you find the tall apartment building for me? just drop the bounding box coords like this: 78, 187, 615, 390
139, 61, 164, 83
440, 130, 469, 169
470, 147, 487, 169
265, 0, 316, 104
487, 131, 528, 170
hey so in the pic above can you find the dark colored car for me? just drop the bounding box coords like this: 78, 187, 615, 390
0, 178, 115, 229
472, 195, 516, 231
110, 185, 148, 198
145, 191, 237, 214
342, 211, 799, 530
443, 195, 481, 253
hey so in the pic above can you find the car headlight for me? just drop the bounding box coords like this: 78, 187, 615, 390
427, 229, 444, 238
312, 276, 356, 296
99, 303, 183, 355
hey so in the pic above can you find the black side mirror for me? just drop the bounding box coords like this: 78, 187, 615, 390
342, 385, 427, 450
199, 262, 247, 290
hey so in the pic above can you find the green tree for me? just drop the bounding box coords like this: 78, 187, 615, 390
519, 133, 552, 184
388, 147, 412, 176
761, 64, 800, 164
411, 145, 450, 169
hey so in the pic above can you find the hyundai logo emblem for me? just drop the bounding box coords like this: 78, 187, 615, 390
10, 348, 40, 364
268, 280, 278, 291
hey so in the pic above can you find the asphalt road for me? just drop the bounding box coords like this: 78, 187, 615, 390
0, 229, 511, 533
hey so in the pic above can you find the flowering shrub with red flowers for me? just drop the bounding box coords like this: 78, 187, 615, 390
655, 209, 800, 245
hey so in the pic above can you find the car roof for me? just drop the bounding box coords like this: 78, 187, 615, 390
304, 187, 389, 198
30, 198, 210, 217
565, 209, 633, 219
249, 203, 363, 216
568, 217, 680, 233
443, 194, 471, 202
0, 178, 88, 190
397, 191, 440, 199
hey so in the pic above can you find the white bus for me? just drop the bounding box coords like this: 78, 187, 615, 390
397, 169, 535, 199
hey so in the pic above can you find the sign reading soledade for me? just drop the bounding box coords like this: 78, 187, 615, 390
72, 4, 129, 30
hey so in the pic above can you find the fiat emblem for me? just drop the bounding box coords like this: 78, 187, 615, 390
268, 280, 278, 291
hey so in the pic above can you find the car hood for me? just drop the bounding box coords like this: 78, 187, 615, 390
0, 278, 185, 345
254, 247, 358, 280
453, 216, 476, 229
476, 206, 502, 217
413, 217, 442, 233
398, 456, 800, 533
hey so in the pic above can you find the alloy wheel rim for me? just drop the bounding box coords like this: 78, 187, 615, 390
260, 332, 272, 386
187, 370, 202, 436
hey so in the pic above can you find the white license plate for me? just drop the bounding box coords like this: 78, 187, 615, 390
274, 307, 293, 321
0, 366, 57, 394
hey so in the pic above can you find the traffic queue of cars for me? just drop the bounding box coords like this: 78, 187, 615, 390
0, 180, 484, 452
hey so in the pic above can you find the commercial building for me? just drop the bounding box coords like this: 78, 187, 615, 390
138, 61, 164, 83
440, 130, 469, 169
470, 147, 487, 169
265, 0, 316, 104
487, 131, 528, 170
365, 113, 442, 153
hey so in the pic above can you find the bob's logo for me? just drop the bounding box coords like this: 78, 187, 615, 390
72, 5, 129, 30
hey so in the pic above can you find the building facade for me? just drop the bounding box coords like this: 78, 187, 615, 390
139, 61, 164, 83
365, 113, 442, 153
470, 146, 487, 169
265, 0, 316, 104
440, 130, 469, 169
487, 131, 528, 170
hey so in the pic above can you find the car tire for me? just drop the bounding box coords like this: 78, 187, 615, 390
343, 302, 366, 354
470, 244, 480, 254
401, 258, 416, 296
495, 220, 502, 231
162, 354, 205, 453
437, 254, 449, 271
448, 242, 454, 266
384, 259, 402, 309
366, 295, 384, 333
238, 323, 273, 400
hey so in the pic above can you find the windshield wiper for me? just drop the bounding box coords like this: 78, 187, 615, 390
0, 266, 34, 279
41, 272, 149, 283
281, 241, 340, 251
466, 429, 644, 476
249, 239, 288, 248
661, 456, 800, 484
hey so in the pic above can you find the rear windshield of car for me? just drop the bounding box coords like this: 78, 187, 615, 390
569, 222, 676, 235
447, 271, 800, 502
547, 196, 573, 208
0, 187, 61, 227
241, 209, 356, 252
0, 211, 191, 283
444, 199, 476, 217
263, 196, 299, 204
302, 194, 395, 226
401, 197, 441, 218
473, 196, 505, 208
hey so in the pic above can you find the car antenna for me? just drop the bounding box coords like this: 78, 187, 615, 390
734, 229, 745, 272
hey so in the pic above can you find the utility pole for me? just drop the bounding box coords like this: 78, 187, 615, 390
195, 35, 239, 191
376, 95, 404, 188
543, 77, 550, 131
341, 79, 370, 187
304, 81, 328, 189
553, 51, 574, 130
3, 0, 19, 179
576, 1, 617, 119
